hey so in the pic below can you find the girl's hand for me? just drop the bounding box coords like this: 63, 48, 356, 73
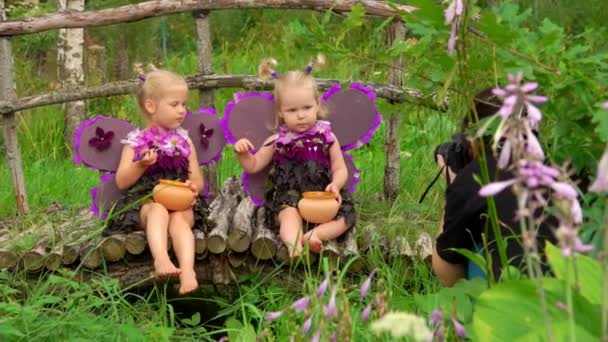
137, 148, 158, 167
325, 182, 342, 205
234, 138, 255, 154
185, 180, 199, 206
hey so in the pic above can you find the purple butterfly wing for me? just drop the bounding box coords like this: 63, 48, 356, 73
343, 152, 361, 193
221, 92, 275, 150
322, 83, 381, 151
182, 107, 226, 165
74, 115, 136, 171
222, 92, 276, 205
91, 173, 124, 218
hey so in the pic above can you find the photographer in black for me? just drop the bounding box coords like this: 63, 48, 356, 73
430, 88, 556, 286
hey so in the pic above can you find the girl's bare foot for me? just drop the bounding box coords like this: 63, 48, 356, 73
302, 230, 323, 253
178, 269, 198, 295
154, 258, 181, 278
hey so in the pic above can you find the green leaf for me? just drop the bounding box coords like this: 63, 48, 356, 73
592, 106, 608, 142
545, 242, 601, 305
226, 317, 257, 342
473, 278, 600, 341
181, 312, 201, 327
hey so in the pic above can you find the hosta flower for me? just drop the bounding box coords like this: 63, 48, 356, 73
302, 316, 312, 334
292, 296, 310, 313
360, 269, 377, 298
444, 0, 464, 55
555, 225, 593, 256
491, 72, 547, 128
316, 278, 329, 297
311, 330, 321, 342
265, 310, 284, 321
452, 318, 466, 338
323, 288, 337, 317
603, 101, 608, 110
589, 143, 608, 193
361, 304, 373, 322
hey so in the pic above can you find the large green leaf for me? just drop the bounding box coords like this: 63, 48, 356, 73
473, 278, 600, 341
545, 242, 602, 305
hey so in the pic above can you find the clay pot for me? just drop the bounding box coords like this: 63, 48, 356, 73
152, 179, 193, 211
297, 191, 340, 224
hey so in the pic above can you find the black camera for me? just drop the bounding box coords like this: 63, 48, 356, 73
434, 133, 471, 175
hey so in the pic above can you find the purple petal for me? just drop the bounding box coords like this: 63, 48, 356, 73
570, 200, 583, 224
492, 88, 508, 97
447, 21, 457, 55
218, 337, 228, 342
526, 103, 543, 127
602, 101, 608, 110
497, 140, 511, 169
550, 182, 578, 200
329, 334, 337, 342
540, 165, 561, 178
95, 126, 104, 138
527, 95, 548, 104
311, 330, 321, 342
574, 238, 594, 253
526, 176, 540, 188
455, 0, 464, 15
479, 179, 517, 197
520, 82, 538, 93
359, 269, 377, 298
526, 132, 545, 159
452, 318, 466, 338
302, 316, 313, 334
103, 130, 114, 140
430, 309, 443, 326
361, 304, 373, 322
316, 278, 329, 297
265, 310, 284, 321
444, 0, 456, 24
292, 296, 311, 313
323, 288, 337, 318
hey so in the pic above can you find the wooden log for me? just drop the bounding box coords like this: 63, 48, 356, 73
0, 0, 28, 214
62, 243, 80, 265
194, 229, 206, 255
228, 197, 255, 253
276, 243, 289, 263
390, 235, 414, 259
194, 9, 218, 197
100, 234, 126, 262
0, 75, 437, 116
384, 20, 407, 201
322, 240, 340, 265
340, 229, 364, 272
251, 207, 277, 260
207, 178, 241, 254
80, 242, 102, 269
0, 0, 416, 37
23, 245, 46, 271
208, 254, 232, 285
125, 231, 147, 255
44, 245, 63, 271
415, 232, 433, 261
227, 252, 247, 269
0, 236, 17, 269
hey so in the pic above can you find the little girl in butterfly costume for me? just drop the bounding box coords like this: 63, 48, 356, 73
108, 65, 211, 294
233, 56, 356, 258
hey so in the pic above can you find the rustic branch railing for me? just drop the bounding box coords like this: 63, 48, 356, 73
0, 74, 437, 116
0, 0, 416, 37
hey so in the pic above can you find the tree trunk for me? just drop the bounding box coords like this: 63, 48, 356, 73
383, 20, 407, 201
0, 0, 28, 214
193, 10, 218, 198
57, 0, 85, 154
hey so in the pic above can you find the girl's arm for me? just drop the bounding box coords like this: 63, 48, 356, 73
115, 145, 156, 190
187, 139, 205, 193
234, 135, 276, 174
327, 134, 348, 191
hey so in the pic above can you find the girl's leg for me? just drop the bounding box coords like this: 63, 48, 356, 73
302, 217, 349, 253
140, 202, 180, 277
277, 207, 304, 258
168, 209, 197, 295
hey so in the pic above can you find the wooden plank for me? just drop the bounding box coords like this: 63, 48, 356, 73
0, 0, 416, 37
0, 75, 435, 116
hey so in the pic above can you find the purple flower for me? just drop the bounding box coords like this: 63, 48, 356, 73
492, 72, 547, 128
570, 200, 583, 224
361, 304, 373, 322
158, 132, 190, 157
302, 316, 313, 334
218, 337, 228, 342
589, 145, 608, 193
316, 278, 329, 297
199, 123, 214, 148
550, 182, 578, 200
265, 310, 284, 321
329, 333, 337, 342
452, 318, 466, 338
555, 225, 594, 256
292, 296, 311, 313
556, 301, 568, 312
479, 179, 517, 197
430, 309, 443, 326
323, 288, 337, 318
359, 269, 377, 298
444, 0, 464, 55
311, 330, 321, 342
602, 101, 608, 110
88, 126, 114, 151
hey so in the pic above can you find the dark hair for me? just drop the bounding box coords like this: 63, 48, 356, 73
462, 87, 502, 131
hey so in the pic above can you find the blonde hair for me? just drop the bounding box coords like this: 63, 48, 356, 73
134, 63, 188, 116
258, 55, 328, 128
